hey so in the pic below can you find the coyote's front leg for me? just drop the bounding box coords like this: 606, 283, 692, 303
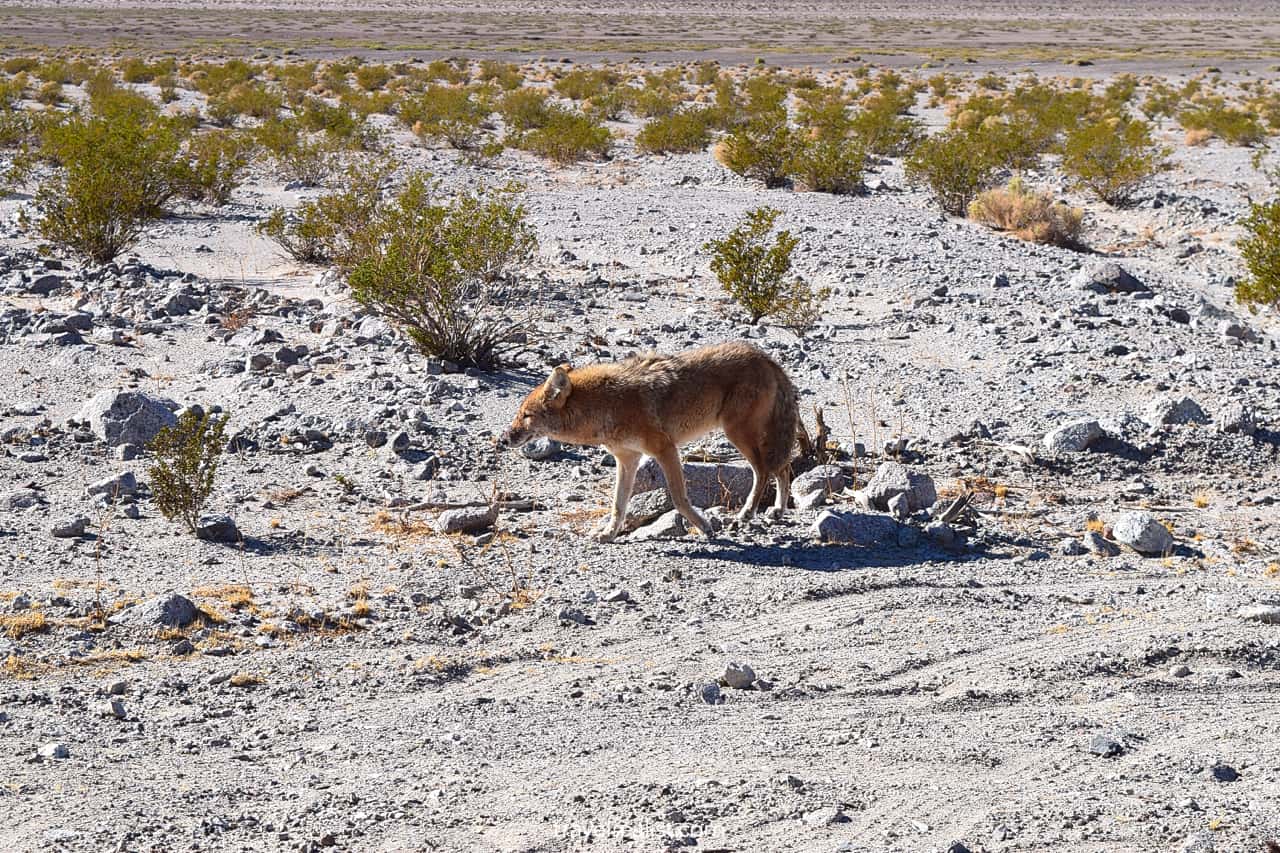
595, 449, 641, 542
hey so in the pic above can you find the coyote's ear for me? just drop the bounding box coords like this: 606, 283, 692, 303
545, 364, 572, 406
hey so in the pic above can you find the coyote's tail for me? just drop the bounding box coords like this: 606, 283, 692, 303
764, 363, 800, 473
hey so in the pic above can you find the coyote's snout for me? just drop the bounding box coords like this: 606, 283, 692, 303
501, 341, 799, 542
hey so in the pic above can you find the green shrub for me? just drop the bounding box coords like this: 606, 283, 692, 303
298, 97, 374, 148
773, 277, 830, 338
400, 84, 490, 150
478, 60, 524, 91
704, 206, 799, 323
847, 96, 922, 156
630, 85, 680, 119
1237, 199, 1280, 312
207, 81, 281, 124
498, 87, 552, 131
191, 59, 256, 96
30, 92, 187, 262
690, 61, 720, 87
904, 129, 1002, 215
2, 57, 37, 75
553, 68, 618, 101
714, 113, 800, 188
257, 160, 391, 264
254, 117, 340, 185
635, 108, 712, 154
425, 59, 469, 85
340, 89, 396, 117
517, 107, 610, 164
795, 86, 851, 140
788, 135, 866, 194
1179, 102, 1267, 147
148, 409, 229, 537
155, 74, 179, 103
176, 130, 253, 205
35, 80, 62, 106
1061, 117, 1167, 206
344, 173, 540, 368
354, 63, 393, 91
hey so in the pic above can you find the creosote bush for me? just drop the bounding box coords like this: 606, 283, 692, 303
788, 135, 866, 194
176, 130, 253, 205
904, 129, 1002, 216
635, 108, 712, 154
1061, 116, 1167, 207
714, 113, 800, 188
516, 107, 611, 164
148, 409, 229, 537
705, 206, 823, 328
968, 178, 1084, 248
29, 88, 188, 263
257, 160, 391, 264
343, 173, 541, 368
1237, 200, 1280, 312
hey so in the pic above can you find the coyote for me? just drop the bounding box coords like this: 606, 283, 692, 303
500, 341, 799, 542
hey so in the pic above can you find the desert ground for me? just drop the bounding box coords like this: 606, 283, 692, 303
2, 3, 1280, 853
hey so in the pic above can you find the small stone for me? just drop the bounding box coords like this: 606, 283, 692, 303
435, 504, 497, 534
1083, 530, 1121, 557
75, 389, 177, 447
1209, 763, 1239, 782
196, 514, 240, 543
1089, 734, 1124, 758
107, 680, 128, 695
1111, 511, 1173, 556
721, 661, 756, 690
50, 516, 89, 539
1143, 394, 1208, 429
519, 437, 561, 461
924, 520, 958, 547
1058, 538, 1088, 556
111, 593, 201, 629
813, 511, 902, 546
629, 509, 688, 540
802, 806, 849, 827
1238, 604, 1280, 625
1043, 419, 1104, 453
790, 464, 846, 497
1071, 261, 1148, 294
1215, 401, 1257, 436
99, 698, 126, 719
602, 588, 631, 603
1170, 664, 1192, 678
37, 742, 69, 760
886, 492, 911, 520
85, 471, 138, 499
861, 461, 936, 512
699, 682, 722, 705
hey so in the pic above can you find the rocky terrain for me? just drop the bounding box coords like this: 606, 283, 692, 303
3, 42, 1280, 853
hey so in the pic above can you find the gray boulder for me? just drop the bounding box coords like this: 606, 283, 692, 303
76, 390, 177, 447
195, 514, 240, 543
721, 661, 756, 690
1071, 262, 1149, 294
813, 510, 903, 546
633, 458, 755, 509
629, 509, 687, 540
1043, 419, 1104, 453
1237, 604, 1280, 625
1215, 401, 1257, 436
1083, 530, 1121, 557
1143, 394, 1208, 429
1111, 511, 1173, 556
435, 504, 497, 535
519, 437, 561, 461
85, 471, 138, 499
111, 593, 201, 628
50, 517, 89, 539
861, 461, 936, 512
791, 464, 847, 497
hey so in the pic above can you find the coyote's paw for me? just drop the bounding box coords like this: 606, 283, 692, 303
592, 520, 620, 543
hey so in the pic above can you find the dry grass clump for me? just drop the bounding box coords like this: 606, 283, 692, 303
228, 672, 264, 688
193, 584, 254, 609
968, 179, 1084, 248
1, 609, 48, 640
1185, 127, 1213, 147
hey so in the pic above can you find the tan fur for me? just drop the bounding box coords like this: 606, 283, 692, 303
501, 341, 799, 542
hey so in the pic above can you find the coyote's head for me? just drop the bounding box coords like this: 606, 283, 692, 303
499, 364, 571, 448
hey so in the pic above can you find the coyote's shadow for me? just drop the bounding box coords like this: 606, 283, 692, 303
665, 537, 984, 571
